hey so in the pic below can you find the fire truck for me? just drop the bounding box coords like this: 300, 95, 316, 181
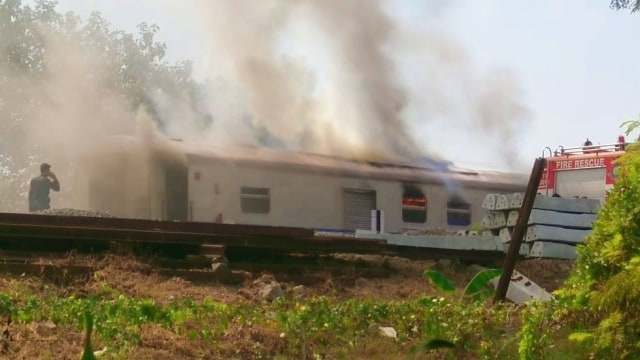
539, 136, 628, 203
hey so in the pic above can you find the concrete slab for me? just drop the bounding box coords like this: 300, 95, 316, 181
481, 213, 495, 229
525, 225, 591, 244
456, 230, 479, 236
489, 270, 554, 304
354, 229, 388, 240
508, 192, 525, 209
532, 196, 601, 214
482, 194, 499, 210
528, 209, 596, 228
499, 227, 513, 243
502, 241, 530, 256
491, 212, 507, 229
496, 193, 521, 210
506, 193, 599, 213
506, 210, 520, 227
385, 234, 503, 251
528, 241, 577, 260
507, 209, 596, 229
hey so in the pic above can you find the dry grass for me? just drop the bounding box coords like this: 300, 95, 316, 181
0, 253, 573, 359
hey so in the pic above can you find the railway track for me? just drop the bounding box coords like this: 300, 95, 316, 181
0, 212, 506, 282
0, 250, 404, 287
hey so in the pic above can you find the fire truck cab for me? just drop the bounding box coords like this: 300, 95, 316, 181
539, 136, 628, 204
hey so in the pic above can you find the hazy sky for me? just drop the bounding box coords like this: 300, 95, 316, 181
50, 0, 640, 172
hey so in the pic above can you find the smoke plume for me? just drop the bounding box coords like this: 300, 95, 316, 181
181, 0, 529, 164
0, 26, 168, 212
187, 0, 421, 161
0, 0, 532, 212
302, 0, 419, 160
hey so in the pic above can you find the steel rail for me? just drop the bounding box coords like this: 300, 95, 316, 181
0, 212, 508, 262
0, 212, 314, 238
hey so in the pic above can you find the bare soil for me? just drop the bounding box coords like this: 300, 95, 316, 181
0, 253, 575, 359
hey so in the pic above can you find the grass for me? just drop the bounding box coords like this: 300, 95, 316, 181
0, 290, 525, 359
0, 254, 577, 359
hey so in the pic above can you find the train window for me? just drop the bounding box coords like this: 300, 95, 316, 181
402, 184, 427, 223
241, 187, 270, 214
447, 196, 471, 226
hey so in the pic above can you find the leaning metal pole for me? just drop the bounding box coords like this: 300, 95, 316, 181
493, 157, 547, 304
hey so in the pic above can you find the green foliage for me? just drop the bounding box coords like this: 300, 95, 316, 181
407, 338, 456, 359
424, 270, 456, 294
518, 301, 554, 360
0, 0, 206, 126
0, 154, 39, 212
0, 291, 521, 359
424, 268, 501, 302
620, 120, 640, 135
611, 0, 640, 13
0, 0, 210, 212
417, 338, 456, 350
568, 331, 594, 343
471, 222, 487, 232
463, 269, 502, 301
274, 295, 519, 359
518, 120, 640, 359
416, 269, 505, 358
81, 308, 97, 360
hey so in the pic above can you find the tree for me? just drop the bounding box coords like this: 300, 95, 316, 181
610, 0, 640, 12
519, 121, 640, 359
0, 0, 211, 211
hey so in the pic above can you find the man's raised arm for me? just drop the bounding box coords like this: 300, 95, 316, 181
49, 172, 60, 192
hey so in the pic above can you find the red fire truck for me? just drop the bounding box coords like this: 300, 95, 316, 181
539, 136, 628, 203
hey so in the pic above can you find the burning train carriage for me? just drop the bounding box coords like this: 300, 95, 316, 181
183, 146, 527, 233
79, 136, 188, 220
81, 139, 528, 233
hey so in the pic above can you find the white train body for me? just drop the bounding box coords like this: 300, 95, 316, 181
79, 139, 528, 233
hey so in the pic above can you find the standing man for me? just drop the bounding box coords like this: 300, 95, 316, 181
28, 163, 60, 212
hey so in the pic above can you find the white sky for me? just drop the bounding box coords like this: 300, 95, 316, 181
51, 0, 640, 172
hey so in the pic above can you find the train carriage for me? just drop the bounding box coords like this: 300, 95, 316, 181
183, 145, 527, 233
81, 138, 528, 233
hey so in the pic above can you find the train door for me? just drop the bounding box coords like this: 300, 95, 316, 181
165, 165, 188, 221
88, 154, 127, 216
343, 189, 376, 230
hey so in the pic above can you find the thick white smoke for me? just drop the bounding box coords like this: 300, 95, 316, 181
158, 0, 531, 165
0, 26, 168, 212
1, 0, 532, 213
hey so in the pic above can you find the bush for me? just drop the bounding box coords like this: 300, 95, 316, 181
519, 122, 640, 359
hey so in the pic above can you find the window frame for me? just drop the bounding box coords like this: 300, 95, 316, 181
446, 196, 471, 226
402, 196, 427, 224
240, 186, 271, 214
402, 184, 427, 224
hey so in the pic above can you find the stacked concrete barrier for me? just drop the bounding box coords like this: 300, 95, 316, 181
482, 193, 600, 259
481, 193, 530, 256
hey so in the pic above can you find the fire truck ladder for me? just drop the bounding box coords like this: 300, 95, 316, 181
541, 147, 552, 196
551, 140, 626, 157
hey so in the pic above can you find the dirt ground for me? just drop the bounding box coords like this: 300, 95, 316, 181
0, 253, 575, 359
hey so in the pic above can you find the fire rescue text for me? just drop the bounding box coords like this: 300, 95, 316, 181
557, 158, 606, 170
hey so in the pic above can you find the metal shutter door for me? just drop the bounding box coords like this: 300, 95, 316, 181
343, 190, 376, 230
556, 168, 606, 203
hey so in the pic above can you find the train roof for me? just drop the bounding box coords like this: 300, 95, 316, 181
177, 142, 528, 191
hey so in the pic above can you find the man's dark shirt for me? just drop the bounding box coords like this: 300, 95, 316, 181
29, 175, 60, 212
